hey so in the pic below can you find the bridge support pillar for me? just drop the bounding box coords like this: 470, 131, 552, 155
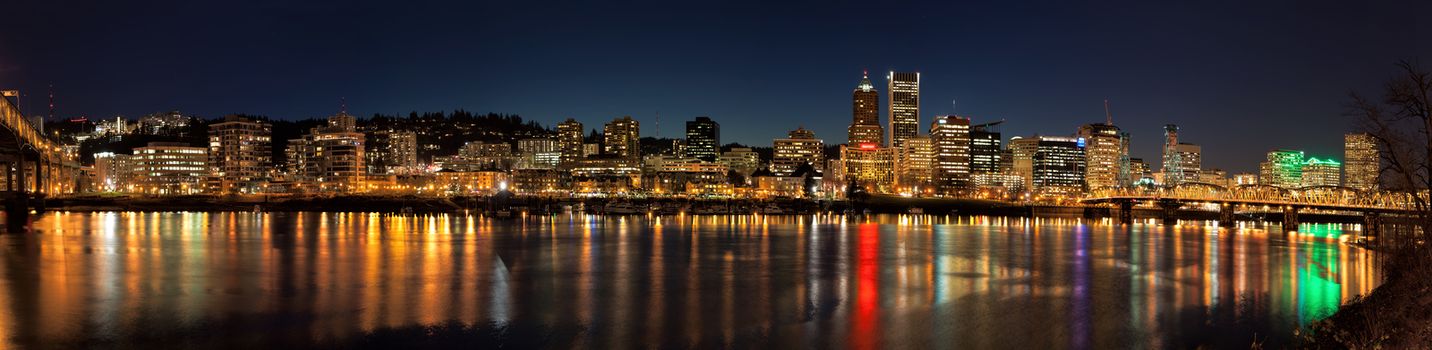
1363, 212, 1379, 237
1282, 206, 1300, 232
1157, 199, 1182, 226
1117, 200, 1134, 225
4, 192, 28, 233
1218, 203, 1236, 228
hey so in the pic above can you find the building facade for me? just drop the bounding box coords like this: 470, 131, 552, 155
132, 142, 208, 195
930, 116, 971, 194
887, 71, 920, 147
772, 127, 824, 176
1031, 136, 1086, 194
603, 116, 641, 163
1301, 158, 1342, 187
1259, 149, 1305, 188
1344, 133, 1378, 191
848, 71, 884, 146
557, 118, 584, 168
685, 116, 720, 161
895, 136, 934, 193
208, 115, 272, 193
1077, 123, 1121, 190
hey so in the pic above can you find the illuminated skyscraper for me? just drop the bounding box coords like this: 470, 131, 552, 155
684, 116, 720, 161
1301, 158, 1341, 187
1259, 149, 1304, 188
1077, 123, 1121, 190
1031, 136, 1086, 194
970, 121, 1002, 175
1344, 133, 1378, 191
1161, 124, 1185, 185
133, 142, 209, 195
603, 116, 640, 162
557, 118, 584, 167
1173, 143, 1201, 179
887, 71, 920, 148
895, 136, 934, 193
772, 127, 825, 176
288, 113, 366, 193
848, 71, 884, 146
1008, 136, 1039, 190
930, 116, 971, 194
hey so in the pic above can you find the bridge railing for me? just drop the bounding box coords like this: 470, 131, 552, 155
1085, 185, 1421, 211
0, 95, 63, 159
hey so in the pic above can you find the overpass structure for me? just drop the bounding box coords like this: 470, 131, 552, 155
0, 94, 82, 231
1080, 182, 1421, 231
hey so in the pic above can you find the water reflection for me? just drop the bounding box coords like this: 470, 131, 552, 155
0, 213, 1381, 348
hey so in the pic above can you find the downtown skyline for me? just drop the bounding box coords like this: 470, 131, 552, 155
5, 1, 1432, 173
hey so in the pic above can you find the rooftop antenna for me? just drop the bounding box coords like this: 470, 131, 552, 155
1104, 99, 1112, 125
654, 111, 660, 138
952, 99, 957, 115
340, 97, 347, 115
48, 84, 54, 121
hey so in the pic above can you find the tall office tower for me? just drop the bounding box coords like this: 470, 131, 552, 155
1008, 136, 1039, 190
969, 121, 1003, 175
896, 136, 935, 192
1077, 123, 1121, 190
887, 71, 920, 148
1117, 132, 1132, 187
1174, 143, 1202, 177
1301, 158, 1342, 187
1129, 158, 1151, 183
772, 127, 825, 176
603, 116, 641, 162
930, 116, 971, 194
1259, 149, 1305, 188
1161, 124, 1184, 185
208, 115, 272, 194
685, 116, 720, 161
1031, 136, 1087, 194
1344, 133, 1379, 191
557, 118, 584, 167
848, 71, 884, 146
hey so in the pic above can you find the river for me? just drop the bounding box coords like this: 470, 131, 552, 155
0, 212, 1381, 348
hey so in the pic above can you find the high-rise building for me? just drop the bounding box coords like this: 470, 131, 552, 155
1129, 158, 1151, 183
848, 71, 884, 146
887, 71, 920, 148
1117, 132, 1133, 187
930, 116, 971, 194
1344, 133, 1378, 191
288, 113, 366, 192
517, 138, 561, 170
1161, 124, 1185, 185
1008, 136, 1039, 190
842, 144, 897, 193
1174, 143, 1202, 177
684, 116, 720, 161
1301, 158, 1341, 187
772, 127, 824, 176
896, 136, 935, 193
557, 118, 584, 168
1031, 136, 1087, 194
603, 116, 641, 162
718, 147, 761, 177
132, 142, 208, 195
208, 115, 272, 194
365, 130, 417, 175
1259, 149, 1305, 188
970, 122, 1002, 176
93, 152, 132, 192
1077, 123, 1121, 190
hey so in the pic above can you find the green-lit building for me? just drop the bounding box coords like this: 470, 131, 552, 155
1259, 149, 1305, 188
1300, 157, 1341, 187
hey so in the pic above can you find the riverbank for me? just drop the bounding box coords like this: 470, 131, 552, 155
1303, 251, 1432, 347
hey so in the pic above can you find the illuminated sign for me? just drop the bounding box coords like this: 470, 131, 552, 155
1076, 137, 1086, 148
859, 143, 877, 150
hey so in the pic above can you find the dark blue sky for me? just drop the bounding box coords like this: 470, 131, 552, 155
3, 0, 1430, 172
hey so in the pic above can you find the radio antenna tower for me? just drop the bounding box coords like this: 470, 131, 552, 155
1104, 99, 1113, 125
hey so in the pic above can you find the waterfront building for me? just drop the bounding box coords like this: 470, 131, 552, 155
92, 152, 132, 192
1259, 149, 1305, 188
1344, 133, 1378, 191
1233, 173, 1258, 186
718, 147, 761, 177
970, 122, 1002, 176
132, 142, 208, 195
887, 71, 920, 147
1008, 136, 1039, 190
557, 118, 584, 168
603, 116, 641, 163
772, 127, 824, 176
287, 113, 366, 193
684, 116, 719, 161
1301, 158, 1342, 187
570, 155, 643, 196
433, 169, 509, 194
841, 144, 896, 193
208, 115, 272, 194
364, 130, 418, 175
1077, 123, 1121, 190
1031, 136, 1086, 194
848, 71, 884, 146
511, 168, 568, 195
1161, 124, 1185, 185
930, 115, 971, 194
895, 136, 934, 194
516, 138, 561, 170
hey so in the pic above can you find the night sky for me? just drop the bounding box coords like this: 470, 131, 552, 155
3, 0, 1431, 172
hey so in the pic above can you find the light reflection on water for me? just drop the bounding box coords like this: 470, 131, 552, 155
0, 212, 1381, 348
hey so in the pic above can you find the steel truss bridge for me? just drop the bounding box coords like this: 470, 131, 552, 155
0, 94, 82, 231
1080, 182, 1421, 229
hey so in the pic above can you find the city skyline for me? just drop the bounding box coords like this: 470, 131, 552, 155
4, 1, 1432, 173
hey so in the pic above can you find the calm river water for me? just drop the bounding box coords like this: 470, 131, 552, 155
0, 212, 1381, 348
